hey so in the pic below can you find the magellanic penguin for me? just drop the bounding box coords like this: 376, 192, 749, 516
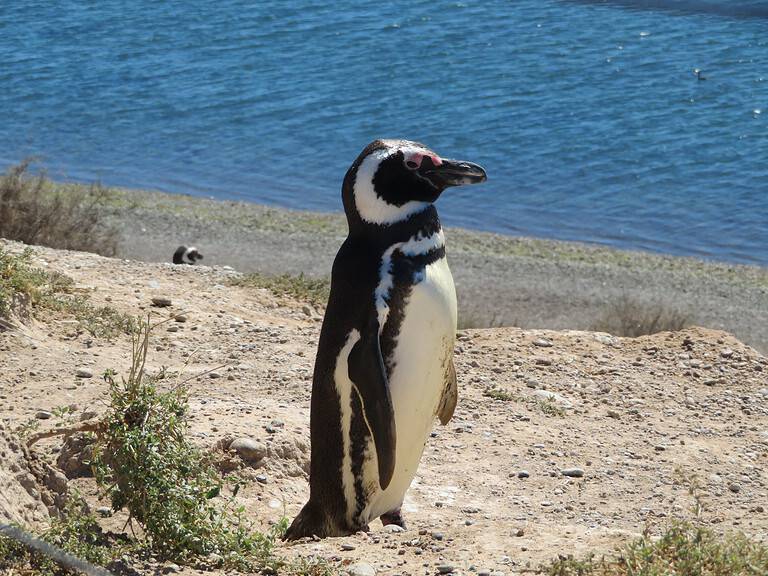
172, 245, 204, 265
284, 139, 486, 539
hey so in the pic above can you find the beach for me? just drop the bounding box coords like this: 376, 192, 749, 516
107, 187, 768, 353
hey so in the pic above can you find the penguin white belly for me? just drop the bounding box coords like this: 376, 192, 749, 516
363, 256, 457, 522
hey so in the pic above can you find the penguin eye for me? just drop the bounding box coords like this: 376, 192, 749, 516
405, 160, 419, 169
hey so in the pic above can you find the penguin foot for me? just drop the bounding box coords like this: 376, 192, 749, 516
380, 508, 407, 529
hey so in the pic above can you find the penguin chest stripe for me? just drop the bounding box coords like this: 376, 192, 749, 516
375, 229, 446, 330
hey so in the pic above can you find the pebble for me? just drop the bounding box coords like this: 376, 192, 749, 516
729, 483, 741, 493
533, 338, 553, 348
535, 357, 553, 366
515, 528, 525, 537
341, 543, 356, 551
432, 531, 444, 541
75, 368, 93, 379
151, 297, 172, 307
96, 506, 112, 517
561, 467, 584, 478
209, 371, 221, 379
720, 348, 734, 358
166, 326, 179, 333
35, 411, 53, 420
437, 565, 455, 574
517, 470, 530, 478
256, 474, 268, 484
174, 315, 187, 323
607, 409, 621, 419
347, 563, 376, 576
229, 437, 267, 463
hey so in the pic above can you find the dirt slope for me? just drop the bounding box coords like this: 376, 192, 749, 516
1, 240, 766, 575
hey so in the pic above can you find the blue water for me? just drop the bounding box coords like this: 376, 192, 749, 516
1, 1, 766, 265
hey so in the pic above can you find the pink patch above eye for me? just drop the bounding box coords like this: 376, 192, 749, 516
405, 152, 442, 168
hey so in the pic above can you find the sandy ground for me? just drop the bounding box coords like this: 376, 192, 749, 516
1, 240, 767, 575
105, 188, 768, 353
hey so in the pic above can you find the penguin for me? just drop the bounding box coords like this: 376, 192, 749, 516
284, 139, 486, 540
172, 245, 204, 265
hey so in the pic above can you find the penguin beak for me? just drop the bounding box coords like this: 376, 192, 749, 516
421, 158, 487, 188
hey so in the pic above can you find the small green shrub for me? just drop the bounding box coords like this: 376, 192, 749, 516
543, 522, 768, 575
0, 160, 118, 256
0, 494, 126, 575
483, 387, 517, 401
92, 318, 282, 569
232, 272, 330, 307
591, 296, 689, 337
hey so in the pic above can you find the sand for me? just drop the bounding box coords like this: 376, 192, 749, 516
106, 187, 768, 353
1, 240, 766, 575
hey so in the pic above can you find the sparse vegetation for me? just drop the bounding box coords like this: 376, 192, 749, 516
0, 493, 128, 574
543, 522, 768, 575
0, 247, 134, 337
232, 272, 330, 307
459, 311, 509, 330
483, 386, 518, 402
533, 397, 566, 417
591, 296, 690, 337
92, 317, 284, 569
0, 160, 118, 256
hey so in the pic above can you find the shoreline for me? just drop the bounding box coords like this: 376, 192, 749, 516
98, 185, 768, 353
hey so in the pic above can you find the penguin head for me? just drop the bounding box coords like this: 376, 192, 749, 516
343, 139, 486, 227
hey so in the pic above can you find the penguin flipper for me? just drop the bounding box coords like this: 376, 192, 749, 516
348, 317, 396, 491
438, 357, 458, 425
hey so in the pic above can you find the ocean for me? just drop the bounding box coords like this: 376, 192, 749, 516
1, 1, 766, 265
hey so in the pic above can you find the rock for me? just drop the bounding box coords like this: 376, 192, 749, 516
79, 411, 98, 421
57, 432, 95, 478
515, 528, 525, 537
75, 368, 93, 379
35, 411, 53, 420
348, 563, 376, 576
384, 524, 404, 533
151, 297, 172, 307
44, 468, 68, 494
96, 506, 112, 517
256, 474, 268, 484
341, 543, 356, 551
535, 357, 553, 366
532, 390, 573, 409
607, 409, 621, 419
517, 470, 530, 478
0, 424, 50, 527
561, 467, 584, 478
533, 338, 553, 348
729, 483, 741, 493
432, 531, 444, 540
209, 371, 221, 379
437, 565, 455, 574
174, 315, 187, 323
207, 553, 223, 567
720, 348, 734, 358
230, 437, 267, 464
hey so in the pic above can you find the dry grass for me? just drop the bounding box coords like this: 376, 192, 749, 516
591, 296, 690, 337
0, 160, 118, 256
231, 272, 330, 307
